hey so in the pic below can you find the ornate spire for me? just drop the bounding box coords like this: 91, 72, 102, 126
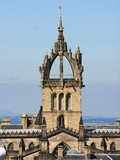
58, 16, 64, 43
58, 6, 63, 31
54, 6, 67, 54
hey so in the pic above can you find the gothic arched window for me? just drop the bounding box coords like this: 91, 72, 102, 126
8, 142, 14, 151
110, 142, 116, 151
66, 93, 71, 110
51, 93, 57, 110
101, 138, 107, 152
29, 142, 34, 149
57, 114, 64, 128
59, 93, 64, 110
90, 142, 96, 149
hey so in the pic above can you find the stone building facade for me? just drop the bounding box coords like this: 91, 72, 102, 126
0, 16, 120, 160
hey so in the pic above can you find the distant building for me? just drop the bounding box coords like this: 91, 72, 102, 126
0, 15, 120, 160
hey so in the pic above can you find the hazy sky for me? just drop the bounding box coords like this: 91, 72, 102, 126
0, 0, 120, 117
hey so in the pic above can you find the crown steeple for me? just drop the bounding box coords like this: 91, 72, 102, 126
54, 7, 67, 54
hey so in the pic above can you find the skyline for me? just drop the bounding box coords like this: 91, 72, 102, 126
0, 0, 120, 117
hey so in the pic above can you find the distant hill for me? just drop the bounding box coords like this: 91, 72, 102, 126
0, 109, 21, 124
0, 109, 117, 125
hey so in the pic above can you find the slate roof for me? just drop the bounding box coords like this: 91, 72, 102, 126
108, 154, 120, 160
1, 124, 23, 129
63, 153, 120, 160
62, 149, 120, 160
63, 154, 85, 159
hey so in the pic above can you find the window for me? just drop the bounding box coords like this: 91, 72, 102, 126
59, 93, 64, 110
57, 114, 64, 128
90, 142, 96, 149
51, 93, 57, 110
8, 143, 14, 151
66, 93, 71, 110
29, 142, 34, 149
110, 142, 116, 151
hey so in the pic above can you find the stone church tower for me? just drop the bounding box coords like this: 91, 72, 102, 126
39, 16, 84, 131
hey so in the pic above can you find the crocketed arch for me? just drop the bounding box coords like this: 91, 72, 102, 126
52, 142, 70, 158
66, 93, 71, 110
8, 142, 14, 151
49, 55, 73, 79
59, 93, 64, 110
63, 56, 73, 78
110, 142, 116, 151
57, 114, 64, 128
29, 142, 34, 149
50, 56, 60, 78
51, 93, 57, 110
90, 142, 96, 149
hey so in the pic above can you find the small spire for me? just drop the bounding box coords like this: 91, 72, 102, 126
51, 48, 54, 54
42, 117, 46, 125
35, 106, 42, 125
69, 47, 72, 55
101, 138, 107, 147
19, 138, 25, 147
77, 46, 80, 53
79, 117, 83, 125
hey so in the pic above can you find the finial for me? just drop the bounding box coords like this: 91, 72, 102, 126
69, 47, 72, 55
51, 48, 54, 53
77, 46, 80, 52
59, 5, 62, 18
58, 6, 63, 31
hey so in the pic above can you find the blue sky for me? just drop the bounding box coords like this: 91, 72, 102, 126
0, 0, 120, 117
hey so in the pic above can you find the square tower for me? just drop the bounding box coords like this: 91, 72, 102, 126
39, 17, 84, 131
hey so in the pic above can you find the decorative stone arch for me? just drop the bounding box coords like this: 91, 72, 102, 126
51, 93, 57, 110
59, 93, 64, 110
7, 142, 14, 151
57, 114, 64, 128
48, 52, 74, 79
66, 93, 71, 110
29, 142, 34, 149
90, 142, 96, 149
110, 142, 116, 151
52, 142, 70, 158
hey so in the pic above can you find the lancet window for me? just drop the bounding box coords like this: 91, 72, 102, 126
29, 142, 34, 149
8, 142, 14, 151
59, 93, 64, 110
110, 142, 116, 151
66, 93, 71, 110
57, 114, 64, 128
51, 93, 57, 110
90, 142, 96, 149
